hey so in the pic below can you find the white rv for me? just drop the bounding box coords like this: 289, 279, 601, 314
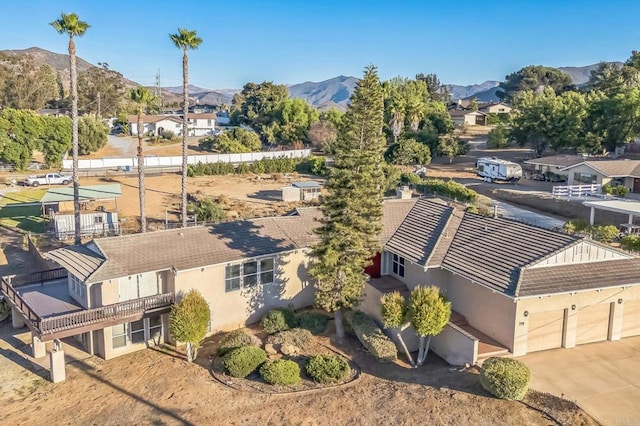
476, 157, 522, 183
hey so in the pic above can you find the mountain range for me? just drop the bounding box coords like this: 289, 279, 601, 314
0, 47, 620, 110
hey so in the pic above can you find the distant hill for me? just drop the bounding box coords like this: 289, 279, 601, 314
288, 75, 358, 111
558, 62, 623, 86
464, 86, 502, 102
448, 81, 500, 101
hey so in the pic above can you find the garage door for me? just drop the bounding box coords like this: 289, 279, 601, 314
576, 303, 611, 345
622, 300, 640, 338
527, 310, 564, 353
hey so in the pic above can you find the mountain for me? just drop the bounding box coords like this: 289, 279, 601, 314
288, 75, 359, 110
558, 62, 623, 86
0, 47, 94, 74
447, 81, 500, 101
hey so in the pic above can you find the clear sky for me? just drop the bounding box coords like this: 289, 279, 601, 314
2, 0, 640, 89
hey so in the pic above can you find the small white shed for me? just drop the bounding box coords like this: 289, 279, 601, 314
281, 181, 322, 202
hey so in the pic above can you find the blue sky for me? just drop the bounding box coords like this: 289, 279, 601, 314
3, 0, 640, 89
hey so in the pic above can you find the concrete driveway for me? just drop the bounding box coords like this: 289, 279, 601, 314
520, 336, 640, 425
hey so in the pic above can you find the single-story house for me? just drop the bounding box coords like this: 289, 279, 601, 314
479, 102, 513, 114
524, 155, 584, 177
128, 115, 183, 136
559, 159, 640, 192
5, 197, 640, 366
448, 110, 488, 126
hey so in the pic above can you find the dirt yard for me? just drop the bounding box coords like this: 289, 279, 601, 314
0, 323, 594, 425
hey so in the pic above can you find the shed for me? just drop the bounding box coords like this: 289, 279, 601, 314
281, 181, 322, 202
41, 184, 122, 214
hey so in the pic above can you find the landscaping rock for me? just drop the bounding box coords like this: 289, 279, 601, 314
280, 344, 298, 356
265, 343, 278, 355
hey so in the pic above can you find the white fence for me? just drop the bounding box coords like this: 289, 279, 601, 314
552, 183, 601, 198
62, 149, 312, 171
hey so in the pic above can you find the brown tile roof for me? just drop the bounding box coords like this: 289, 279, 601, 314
564, 160, 640, 177
127, 115, 183, 124
47, 199, 417, 283
186, 113, 217, 119
427, 207, 464, 267
517, 259, 640, 297
385, 198, 453, 266
441, 213, 579, 296
524, 155, 583, 168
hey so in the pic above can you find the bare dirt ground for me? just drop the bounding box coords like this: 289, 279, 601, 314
0, 322, 594, 426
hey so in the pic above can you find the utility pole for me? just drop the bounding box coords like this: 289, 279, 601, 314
154, 69, 163, 112
97, 91, 101, 117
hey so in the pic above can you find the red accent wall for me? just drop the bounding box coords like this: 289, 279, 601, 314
365, 252, 382, 278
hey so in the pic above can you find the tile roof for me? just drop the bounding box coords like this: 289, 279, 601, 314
524, 155, 583, 168
441, 213, 579, 296
47, 199, 417, 283
385, 198, 453, 266
517, 259, 640, 297
127, 115, 183, 124
557, 159, 640, 177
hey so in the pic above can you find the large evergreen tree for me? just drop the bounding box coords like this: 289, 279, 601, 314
310, 65, 385, 338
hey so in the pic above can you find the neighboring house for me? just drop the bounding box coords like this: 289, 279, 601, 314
524, 155, 584, 177
560, 159, 640, 192
216, 111, 231, 126
38, 108, 71, 117
479, 102, 513, 114
6, 197, 640, 366
186, 113, 217, 137
127, 115, 183, 136
448, 110, 487, 126
41, 184, 122, 240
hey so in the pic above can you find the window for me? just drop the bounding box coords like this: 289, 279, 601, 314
149, 316, 163, 341
70, 275, 86, 299
225, 257, 276, 292
574, 172, 597, 185
392, 254, 405, 278
130, 319, 145, 344
111, 323, 127, 349
207, 119, 212, 126
94, 216, 103, 224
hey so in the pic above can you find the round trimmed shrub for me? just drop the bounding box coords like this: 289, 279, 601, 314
217, 330, 253, 356
266, 328, 312, 349
306, 355, 351, 384
261, 308, 298, 334
259, 359, 301, 385
222, 346, 267, 378
297, 311, 330, 335
480, 357, 531, 401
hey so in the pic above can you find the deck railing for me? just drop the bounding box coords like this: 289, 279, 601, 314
0, 277, 42, 327
8, 268, 68, 287
38, 293, 175, 335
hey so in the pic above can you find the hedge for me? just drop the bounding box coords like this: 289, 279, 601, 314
266, 328, 312, 349
305, 355, 351, 384
259, 359, 301, 385
344, 310, 397, 363
400, 176, 478, 203
480, 357, 531, 401
261, 308, 299, 334
297, 311, 330, 335
217, 329, 253, 356
222, 346, 267, 378
187, 156, 326, 177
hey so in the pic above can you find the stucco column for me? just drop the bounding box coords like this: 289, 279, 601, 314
32, 334, 46, 359
563, 308, 578, 349
629, 214, 634, 225
49, 345, 66, 383
589, 207, 595, 225
609, 301, 623, 341
11, 307, 24, 329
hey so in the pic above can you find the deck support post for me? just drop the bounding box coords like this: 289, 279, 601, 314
32, 333, 46, 358
11, 307, 25, 329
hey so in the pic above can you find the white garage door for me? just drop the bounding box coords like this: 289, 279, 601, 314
622, 300, 640, 338
527, 310, 564, 353
576, 303, 611, 345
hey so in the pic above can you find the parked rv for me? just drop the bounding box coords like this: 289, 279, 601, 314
476, 157, 522, 183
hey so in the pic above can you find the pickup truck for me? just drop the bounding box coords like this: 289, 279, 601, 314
24, 173, 71, 187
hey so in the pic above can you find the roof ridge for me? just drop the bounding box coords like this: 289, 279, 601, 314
85, 240, 109, 282
430, 207, 465, 265
424, 207, 458, 266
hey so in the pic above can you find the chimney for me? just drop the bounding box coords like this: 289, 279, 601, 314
396, 186, 413, 200
493, 205, 498, 218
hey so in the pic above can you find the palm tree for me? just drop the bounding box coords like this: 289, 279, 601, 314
51, 13, 90, 245
129, 87, 156, 233
169, 28, 202, 228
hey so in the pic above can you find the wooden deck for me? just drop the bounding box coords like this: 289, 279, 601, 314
368, 275, 410, 297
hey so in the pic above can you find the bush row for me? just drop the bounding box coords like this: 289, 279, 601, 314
563, 220, 620, 243
345, 310, 397, 363
401, 174, 478, 203
261, 308, 330, 335
187, 155, 326, 177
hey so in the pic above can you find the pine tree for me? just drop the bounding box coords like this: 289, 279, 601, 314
310, 65, 385, 338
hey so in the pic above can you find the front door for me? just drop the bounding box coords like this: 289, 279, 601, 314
633, 178, 640, 193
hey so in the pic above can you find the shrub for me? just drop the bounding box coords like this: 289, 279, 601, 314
621, 235, 640, 252
306, 355, 351, 384
592, 225, 620, 243
259, 359, 301, 385
486, 125, 509, 149
344, 311, 397, 363
217, 330, 253, 356
480, 357, 531, 401
405, 178, 477, 202
603, 183, 629, 197
261, 308, 298, 334
297, 311, 330, 335
563, 219, 590, 235
266, 328, 312, 349
222, 346, 267, 378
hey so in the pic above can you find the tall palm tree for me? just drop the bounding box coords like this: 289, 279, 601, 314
129, 87, 156, 233
169, 28, 202, 228
51, 12, 90, 245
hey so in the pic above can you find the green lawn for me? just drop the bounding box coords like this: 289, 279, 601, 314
0, 204, 47, 233
0, 189, 46, 206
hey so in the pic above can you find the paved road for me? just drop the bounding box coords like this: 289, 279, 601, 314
520, 336, 640, 426
491, 199, 566, 230
107, 134, 136, 157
